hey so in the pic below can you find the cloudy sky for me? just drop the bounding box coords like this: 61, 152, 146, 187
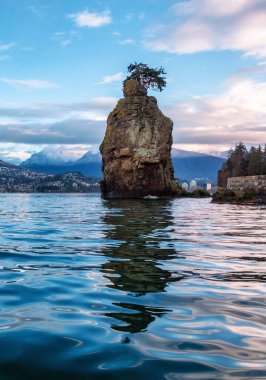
1, 0, 266, 163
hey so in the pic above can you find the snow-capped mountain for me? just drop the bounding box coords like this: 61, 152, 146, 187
75, 151, 101, 164
20, 148, 75, 168
20, 149, 102, 178
20, 148, 225, 183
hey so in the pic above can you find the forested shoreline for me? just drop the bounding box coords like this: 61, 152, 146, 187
218, 143, 266, 187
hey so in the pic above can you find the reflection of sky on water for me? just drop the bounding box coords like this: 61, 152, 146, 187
0, 194, 265, 379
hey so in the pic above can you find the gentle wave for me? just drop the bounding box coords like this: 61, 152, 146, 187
0, 194, 265, 379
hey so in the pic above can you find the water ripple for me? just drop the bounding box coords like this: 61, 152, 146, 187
0, 194, 265, 379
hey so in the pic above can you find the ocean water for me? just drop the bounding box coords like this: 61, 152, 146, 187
0, 194, 265, 379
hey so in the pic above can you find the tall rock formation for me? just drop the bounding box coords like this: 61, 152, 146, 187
100, 79, 179, 198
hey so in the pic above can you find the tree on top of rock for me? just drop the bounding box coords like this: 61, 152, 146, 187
124, 62, 167, 92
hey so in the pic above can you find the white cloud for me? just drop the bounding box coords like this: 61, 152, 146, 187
0, 97, 117, 147
0, 143, 100, 164
1, 67, 265, 154
97, 72, 123, 85
125, 13, 134, 22
119, 39, 135, 45
28, 5, 48, 17
0, 97, 117, 120
145, 0, 266, 58
163, 72, 266, 150
53, 31, 79, 47
37, 145, 79, 162
0, 119, 105, 145
0, 43, 14, 51
39, 144, 100, 159
76, 111, 107, 122
0, 143, 37, 163
61, 40, 71, 47
0, 55, 9, 61
172, 0, 255, 17
0, 78, 59, 89
172, 143, 230, 156
70, 9, 111, 28
89, 97, 117, 107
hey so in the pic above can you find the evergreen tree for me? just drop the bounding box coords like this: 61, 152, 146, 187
228, 142, 248, 177
248, 146, 259, 175
124, 62, 167, 92
217, 142, 266, 187
263, 145, 266, 175
257, 145, 263, 174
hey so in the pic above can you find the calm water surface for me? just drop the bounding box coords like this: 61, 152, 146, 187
0, 194, 265, 379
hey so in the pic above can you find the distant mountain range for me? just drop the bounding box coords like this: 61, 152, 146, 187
17, 148, 225, 183
20, 150, 102, 178
0, 160, 16, 168
171, 149, 225, 183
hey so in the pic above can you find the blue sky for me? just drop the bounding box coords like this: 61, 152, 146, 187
0, 0, 266, 162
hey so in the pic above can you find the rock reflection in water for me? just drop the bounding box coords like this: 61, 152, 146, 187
100, 199, 182, 333
0, 195, 265, 379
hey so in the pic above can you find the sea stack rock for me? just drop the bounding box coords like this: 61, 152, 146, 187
100, 79, 179, 198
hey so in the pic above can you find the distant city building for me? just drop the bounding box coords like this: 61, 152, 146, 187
204, 182, 212, 191
189, 180, 197, 191
182, 182, 189, 191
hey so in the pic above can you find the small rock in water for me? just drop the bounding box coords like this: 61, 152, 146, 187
122, 336, 130, 344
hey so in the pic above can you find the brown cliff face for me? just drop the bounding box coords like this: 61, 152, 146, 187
100, 79, 179, 198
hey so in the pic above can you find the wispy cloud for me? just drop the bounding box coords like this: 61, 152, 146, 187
53, 31, 79, 47
69, 9, 111, 28
0, 143, 39, 163
163, 72, 266, 149
0, 97, 117, 120
88, 97, 117, 107
0, 97, 117, 146
0, 119, 104, 145
119, 39, 135, 45
125, 13, 134, 22
145, 0, 266, 58
0, 78, 59, 89
28, 5, 49, 17
0, 43, 14, 51
0, 143, 99, 164
97, 72, 123, 85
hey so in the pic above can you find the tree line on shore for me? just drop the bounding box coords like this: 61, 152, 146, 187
218, 142, 266, 187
